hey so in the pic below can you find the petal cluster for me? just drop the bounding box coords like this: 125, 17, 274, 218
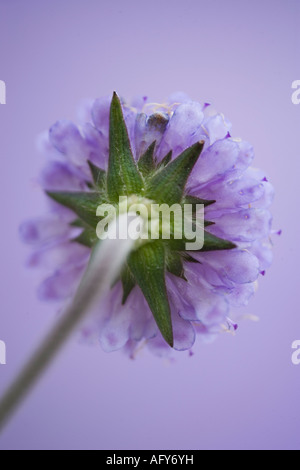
21, 93, 274, 357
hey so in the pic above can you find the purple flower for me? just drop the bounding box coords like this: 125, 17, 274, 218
20, 92, 274, 358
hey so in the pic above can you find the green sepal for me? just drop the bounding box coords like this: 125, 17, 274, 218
107, 92, 143, 202
204, 221, 215, 227
145, 141, 204, 205
46, 191, 103, 228
70, 218, 85, 228
166, 250, 186, 280
138, 141, 156, 177
121, 265, 136, 304
157, 150, 172, 169
183, 195, 216, 207
70, 218, 99, 247
181, 253, 200, 264
128, 242, 174, 347
167, 230, 236, 252
88, 161, 106, 190
200, 231, 237, 251
72, 226, 99, 248
182, 195, 216, 222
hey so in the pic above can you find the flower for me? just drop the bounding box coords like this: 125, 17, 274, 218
20, 92, 274, 357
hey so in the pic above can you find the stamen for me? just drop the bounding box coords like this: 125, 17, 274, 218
226, 317, 238, 331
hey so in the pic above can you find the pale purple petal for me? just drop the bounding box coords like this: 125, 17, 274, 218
188, 139, 240, 189
38, 265, 85, 301
250, 179, 275, 209
166, 92, 191, 104
49, 120, 90, 172
131, 95, 149, 112
127, 288, 157, 341
82, 123, 108, 169
158, 101, 205, 159
198, 250, 260, 284
234, 140, 255, 172
40, 160, 87, 191
248, 239, 274, 271
91, 95, 111, 135
171, 310, 196, 351
202, 113, 232, 145
199, 175, 265, 213
147, 335, 173, 358
167, 272, 229, 326
20, 215, 71, 246
76, 98, 94, 125
208, 208, 272, 242
99, 285, 132, 352
225, 283, 255, 307
27, 241, 89, 270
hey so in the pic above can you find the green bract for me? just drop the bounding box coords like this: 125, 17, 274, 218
47, 92, 236, 347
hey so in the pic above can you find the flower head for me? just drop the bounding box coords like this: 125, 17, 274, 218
21, 92, 274, 357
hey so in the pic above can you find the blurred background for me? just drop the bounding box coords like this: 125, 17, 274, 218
0, 0, 299, 450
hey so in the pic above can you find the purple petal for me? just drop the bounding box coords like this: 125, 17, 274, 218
127, 288, 157, 341
198, 175, 265, 213
19, 216, 71, 246
131, 95, 149, 112
203, 113, 232, 145
76, 98, 94, 124
167, 273, 229, 326
248, 239, 273, 271
99, 286, 132, 352
36, 131, 62, 160
49, 120, 90, 171
167, 92, 191, 104
147, 335, 173, 358
91, 95, 111, 134
249, 178, 275, 209
38, 265, 85, 301
82, 123, 108, 169
208, 208, 272, 242
225, 283, 255, 307
39, 160, 86, 191
27, 241, 89, 270
234, 140, 254, 172
171, 311, 196, 351
198, 250, 260, 284
158, 101, 205, 159
188, 139, 240, 189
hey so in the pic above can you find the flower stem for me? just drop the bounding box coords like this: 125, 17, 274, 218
0, 214, 136, 432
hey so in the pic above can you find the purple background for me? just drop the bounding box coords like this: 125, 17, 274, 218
0, 0, 299, 450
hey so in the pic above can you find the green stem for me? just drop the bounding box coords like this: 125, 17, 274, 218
0, 215, 136, 432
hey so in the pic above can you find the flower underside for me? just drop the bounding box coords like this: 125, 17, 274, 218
47, 92, 236, 347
